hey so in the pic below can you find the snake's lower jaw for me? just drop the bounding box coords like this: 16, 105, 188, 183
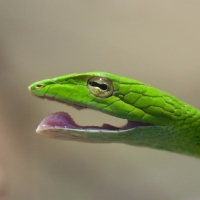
36, 112, 153, 141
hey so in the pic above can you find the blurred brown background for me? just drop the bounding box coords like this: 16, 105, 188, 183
1, 1, 200, 200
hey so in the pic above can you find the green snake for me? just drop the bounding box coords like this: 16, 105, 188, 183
28, 72, 200, 157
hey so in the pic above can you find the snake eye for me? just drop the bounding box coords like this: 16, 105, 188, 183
87, 77, 113, 98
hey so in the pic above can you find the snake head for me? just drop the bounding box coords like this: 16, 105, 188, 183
28, 72, 199, 152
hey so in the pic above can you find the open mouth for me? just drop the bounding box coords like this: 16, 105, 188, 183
32, 94, 153, 142
36, 98, 152, 135
37, 111, 151, 132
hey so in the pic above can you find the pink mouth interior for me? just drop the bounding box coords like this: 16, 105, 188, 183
37, 112, 152, 131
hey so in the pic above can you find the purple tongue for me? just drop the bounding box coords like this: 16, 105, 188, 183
41, 112, 78, 129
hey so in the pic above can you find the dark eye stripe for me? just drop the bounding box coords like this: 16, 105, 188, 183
89, 81, 108, 90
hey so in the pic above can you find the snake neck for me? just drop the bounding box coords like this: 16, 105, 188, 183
121, 124, 200, 157
149, 102, 200, 157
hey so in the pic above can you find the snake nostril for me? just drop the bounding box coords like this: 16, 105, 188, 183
35, 84, 44, 89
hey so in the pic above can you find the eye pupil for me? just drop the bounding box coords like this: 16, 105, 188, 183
89, 81, 108, 90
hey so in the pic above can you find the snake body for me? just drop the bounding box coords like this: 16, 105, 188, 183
28, 72, 200, 157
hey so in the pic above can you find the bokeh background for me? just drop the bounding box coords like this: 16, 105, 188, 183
1, 1, 200, 200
